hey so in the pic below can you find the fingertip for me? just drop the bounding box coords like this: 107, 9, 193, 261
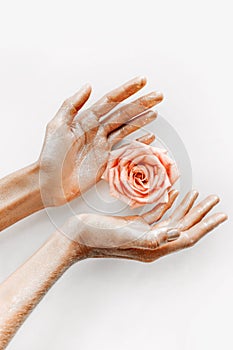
147, 110, 158, 119
82, 83, 92, 94
217, 212, 228, 222
142, 132, 156, 141
136, 75, 147, 87
170, 189, 179, 200
146, 134, 156, 145
72, 84, 92, 101
156, 91, 164, 102
150, 91, 164, 102
146, 132, 156, 141
127, 76, 147, 91
191, 189, 199, 199
209, 194, 220, 204
137, 132, 155, 145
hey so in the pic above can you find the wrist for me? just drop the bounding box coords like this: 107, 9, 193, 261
37, 158, 70, 208
52, 230, 88, 265
19, 161, 45, 211
0, 161, 45, 231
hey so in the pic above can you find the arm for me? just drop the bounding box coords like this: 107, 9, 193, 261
0, 163, 43, 231
0, 231, 83, 350
0, 76, 163, 231
0, 190, 227, 349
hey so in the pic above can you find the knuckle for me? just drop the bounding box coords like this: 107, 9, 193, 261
98, 124, 107, 137
46, 119, 59, 134
105, 94, 114, 103
62, 98, 71, 108
79, 111, 99, 132
62, 98, 76, 113
46, 121, 54, 132
71, 121, 85, 137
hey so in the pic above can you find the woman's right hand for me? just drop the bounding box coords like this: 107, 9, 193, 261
62, 190, 227, 263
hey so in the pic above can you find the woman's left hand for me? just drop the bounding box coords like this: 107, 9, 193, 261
39, 76, 163, 207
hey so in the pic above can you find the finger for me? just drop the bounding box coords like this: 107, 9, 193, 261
136, 133, 155, 145
123, 226, 181, 250
90, 76, 147, 119
167, 190, 199, 225
103, 91, 163, 134
182, 212, 227, 247
143, 212, 226, 260
142, 190, 179, 224
108, 110, 157, 145
56, 84, 92, 125
177, 195, 220, 231
120, 211, 227, 263
111, 133, 155, 153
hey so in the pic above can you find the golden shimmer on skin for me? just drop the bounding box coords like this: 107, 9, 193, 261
0, 191, 227, 349
0, 162, 44, 231
0, 233, 83, 350
0, 76, 165, 347
0, 76, 162, 231
0, 77, 227, 348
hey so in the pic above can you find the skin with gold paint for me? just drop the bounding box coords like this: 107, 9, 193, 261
0, 77, 227, 349
0, 190, 227, 349
0, 77, 162, 231
0, 76, 164, 347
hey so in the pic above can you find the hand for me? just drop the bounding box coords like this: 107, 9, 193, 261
0, 190, 226, 347
39, 77, 163, 207
64, 190, 227, 262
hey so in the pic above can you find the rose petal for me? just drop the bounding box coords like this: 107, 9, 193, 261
101, 141, 179, 209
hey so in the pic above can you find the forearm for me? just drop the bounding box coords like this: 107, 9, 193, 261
0, 231, 83, 349
0, 162, 44, 231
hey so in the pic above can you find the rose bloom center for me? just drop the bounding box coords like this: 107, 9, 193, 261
129, 163, 150, 188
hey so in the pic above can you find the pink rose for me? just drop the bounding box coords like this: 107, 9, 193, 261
102, 141, 179, 208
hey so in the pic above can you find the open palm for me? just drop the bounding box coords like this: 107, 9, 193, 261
39, 77, 162, 206
65, 190, 227, 262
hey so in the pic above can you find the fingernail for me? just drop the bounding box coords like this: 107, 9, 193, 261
150, 91, 164, 101
208, 194, 220, 204
135, 76, 147, 85
167, 228, 180, 242
218, 212, 228, 222
170, 189, 179, 198
190, 189, 199, 198
144, 92, 164, 105
144, 132, 156, 138
81, 83, 92, 91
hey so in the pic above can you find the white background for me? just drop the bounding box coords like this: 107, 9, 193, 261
0, 1, 232, 349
